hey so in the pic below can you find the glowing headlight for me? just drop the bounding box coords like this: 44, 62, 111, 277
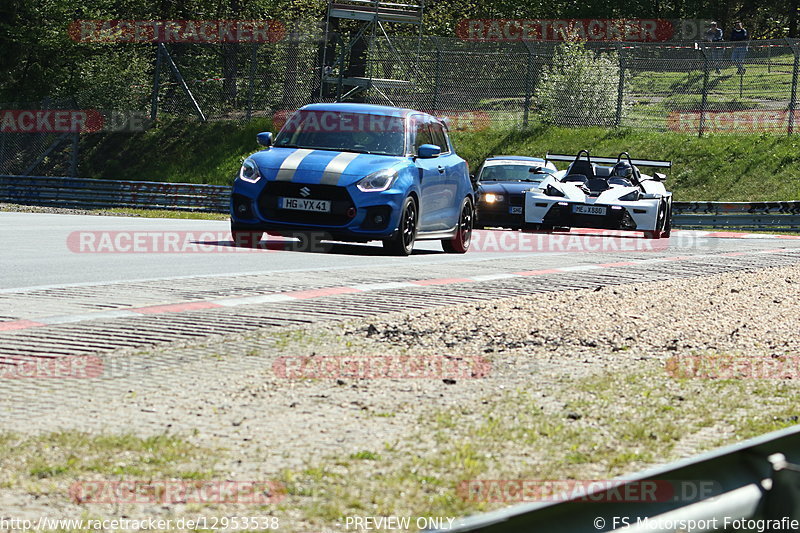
239, 158, 261, 183
357, 168, 398, 192
482, 193, 504, 203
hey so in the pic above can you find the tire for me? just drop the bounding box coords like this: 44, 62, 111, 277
661, 198, 673, 238
442, 197, 474, 254
643, 200, 667, 240
383, 196, 418, 256
231, 223, 263, 247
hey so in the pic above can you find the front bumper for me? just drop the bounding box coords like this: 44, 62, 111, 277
524, 192, 662, 232
231, 180, 404, 240
476, 194, 525, 229
538, 202, 637, 230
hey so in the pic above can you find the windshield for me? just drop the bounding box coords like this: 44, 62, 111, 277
274, 110, 406, 156
479, 164, 555, 182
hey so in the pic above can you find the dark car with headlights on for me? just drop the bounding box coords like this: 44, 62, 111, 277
474, 156, 557, 230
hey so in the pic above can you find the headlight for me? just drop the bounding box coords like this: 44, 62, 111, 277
545, 184, 565, 197
239, 158, 261, 183
357, 168, 398, 192
618, 190, 640, 202
482, 193, 504, 204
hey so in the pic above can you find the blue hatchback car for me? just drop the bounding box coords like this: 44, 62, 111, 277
230, 103, 474, 255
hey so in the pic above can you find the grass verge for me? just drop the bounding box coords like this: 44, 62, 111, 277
275, 360, 800, 532
79, 118, 800, 202
0, 431, 219, 494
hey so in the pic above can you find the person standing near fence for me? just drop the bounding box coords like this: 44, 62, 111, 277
730, 21, 748, 74
704, 21, 724, 73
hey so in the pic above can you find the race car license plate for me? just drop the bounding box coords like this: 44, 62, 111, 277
278, 197, 331, 212
573, 205, 607, 216
509, 206, 523, 214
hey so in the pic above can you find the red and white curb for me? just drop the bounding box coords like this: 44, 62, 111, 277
570, 229, 800, 240
0, 248, 791, 334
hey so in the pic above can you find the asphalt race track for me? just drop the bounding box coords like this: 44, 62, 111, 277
3, 210, 800, 361
4, 211, 800, 291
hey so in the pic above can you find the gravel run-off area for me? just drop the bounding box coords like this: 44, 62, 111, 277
1, 264, 799, 531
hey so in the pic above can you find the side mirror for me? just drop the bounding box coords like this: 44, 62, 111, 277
654, 172, 667, 181
417, 144, 441, 159
257, 132, 272, 147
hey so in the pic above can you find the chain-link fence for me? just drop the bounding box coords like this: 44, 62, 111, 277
122, 36, 800, 134
3, 36, 800, 176
144, 36, 800, 131
0, 99, 80, 177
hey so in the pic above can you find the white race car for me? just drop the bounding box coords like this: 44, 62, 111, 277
523, 151, 673, 239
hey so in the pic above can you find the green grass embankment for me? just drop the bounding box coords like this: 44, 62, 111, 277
81, 119, 800, 201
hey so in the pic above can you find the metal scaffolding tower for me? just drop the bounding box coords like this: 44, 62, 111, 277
320, 0, 424, 104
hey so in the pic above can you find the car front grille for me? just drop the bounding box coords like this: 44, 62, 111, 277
257, 181, 356, 226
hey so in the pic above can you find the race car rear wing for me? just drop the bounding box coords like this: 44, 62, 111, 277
546, 153, 672, 169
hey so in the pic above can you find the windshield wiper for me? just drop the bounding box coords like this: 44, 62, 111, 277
275, 144, 395, 156
274, 143, 303, 148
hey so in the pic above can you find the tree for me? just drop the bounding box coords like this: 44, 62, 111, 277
534, 38, 626, 127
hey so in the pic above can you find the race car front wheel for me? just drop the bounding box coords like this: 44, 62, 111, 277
442, 197, 474, 254
384, 196, 418, 256
661, 198, 673, 238
643, 200, 669, 239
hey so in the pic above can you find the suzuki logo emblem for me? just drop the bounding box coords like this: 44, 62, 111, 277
299, 186, 311, 197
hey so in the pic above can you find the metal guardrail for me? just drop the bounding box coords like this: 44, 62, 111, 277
2, 176, 800, 231
673, 201, 800, 232
0, 175, 229, 212
433, 424, 800, 533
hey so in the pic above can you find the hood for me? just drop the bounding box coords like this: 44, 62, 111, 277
249, 147, 407, 187
532, 181, 642, 203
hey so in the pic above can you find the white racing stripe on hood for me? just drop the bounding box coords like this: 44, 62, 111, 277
275, 149, 314, 181
320, 152, 361, 185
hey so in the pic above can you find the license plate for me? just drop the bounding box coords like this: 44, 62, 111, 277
278, 197, 331, 212
509, 206, 523, 215
573, 205, 607, 216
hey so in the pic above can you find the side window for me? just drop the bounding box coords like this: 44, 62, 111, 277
429, 122, 449, 154
413, 118, 433, 154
